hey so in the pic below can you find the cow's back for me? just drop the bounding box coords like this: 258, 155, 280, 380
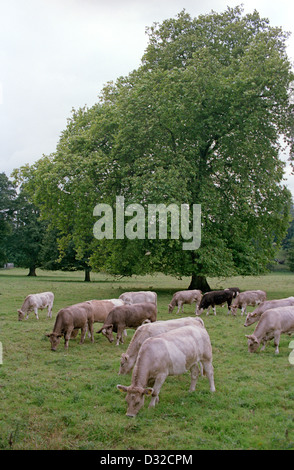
54, 302, 92, 331
259, 306, 294, 333
114, 302, 157, 323
88, 300, 123, 322
119, 291, 157, 305
138, 325, 211, 376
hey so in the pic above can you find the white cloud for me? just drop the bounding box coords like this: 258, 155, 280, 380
0, 0, 293, 193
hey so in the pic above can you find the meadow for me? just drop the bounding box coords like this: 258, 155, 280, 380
0, 268, 293, 450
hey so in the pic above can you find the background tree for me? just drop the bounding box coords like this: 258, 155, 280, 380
0, 173, 16, 265
9, 189, 48, 276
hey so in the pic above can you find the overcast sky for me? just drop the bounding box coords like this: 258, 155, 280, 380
1, 0, 294, 193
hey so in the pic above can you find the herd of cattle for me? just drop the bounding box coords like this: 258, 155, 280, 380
17, 287, 294, 417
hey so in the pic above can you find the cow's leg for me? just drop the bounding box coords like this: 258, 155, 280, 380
47, 304, 53, 318
116, 326, 124, 346
176, 302, 181, 314
34, 307, 39, 320
274, 332, 281, 354
149, 373, 167, 407
79, 323, 87, 344
202, 360, 216, 392
64, 328, 74, 349
194, 302, 199, 315
206, 306, 211, 316
189, 363, 200, 391
213, 305, 216, 316
227, 301, 231, 315
260, 339, 267, 351
87, 320, 94, 343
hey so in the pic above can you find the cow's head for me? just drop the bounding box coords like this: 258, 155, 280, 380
168, 303, 173, 314
230, 305, 238, 315
18, 309, 25, 321
46, 332, 62, 351
117, 384, 153, 417
245, 334, 259, 353
119, 353, 131, 375
97, 324, 114, 343
244, 312, 258, 327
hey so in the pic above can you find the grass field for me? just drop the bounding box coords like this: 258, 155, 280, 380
0, 268, 293, 450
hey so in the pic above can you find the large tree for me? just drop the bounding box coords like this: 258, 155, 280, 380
14, 6, 294, 289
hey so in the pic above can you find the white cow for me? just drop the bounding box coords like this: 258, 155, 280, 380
168, 290, 202, 315
18, 292, 54, 320
119, 316, 205, 375
119, 291, 157, 305
245, 306, 294, 354
244, 297, 294, 327
117, 324, 215, 417
230, 290, 266, 316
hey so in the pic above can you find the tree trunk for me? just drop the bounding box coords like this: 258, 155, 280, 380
27, 266, 37, 277
188, 274, 211, 292
84, 267, 91, 282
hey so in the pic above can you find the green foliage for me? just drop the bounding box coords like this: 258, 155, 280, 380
286, 238, 294, 272
0, 173, 16, 264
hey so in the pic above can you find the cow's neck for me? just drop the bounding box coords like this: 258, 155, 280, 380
132, 351, 150, 388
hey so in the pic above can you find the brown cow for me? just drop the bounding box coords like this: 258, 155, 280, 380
97, 303, 157, 345
46, 301, 94, 351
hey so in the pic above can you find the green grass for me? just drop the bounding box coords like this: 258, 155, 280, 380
0, 268, 294, 450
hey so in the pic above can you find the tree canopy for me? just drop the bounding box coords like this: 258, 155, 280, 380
13, 6, 294, 289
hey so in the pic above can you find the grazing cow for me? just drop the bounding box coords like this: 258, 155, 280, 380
119, 316, 205, 375
225, 287, 240, 296
244, 296, 294, 327
85, 299, 126, 338
168, 290, 202, 315
46, 302, 94, 351
119, 291, 157, 305
117, 325, 215, 417
230, 290, 266, 316
245, 306, 294, 354
18, 292, 54, 321
197, 289, 238, 316
97, 303, 157, 346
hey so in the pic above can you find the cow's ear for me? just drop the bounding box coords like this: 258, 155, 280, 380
45, 333, 51, 337
245, 334, 258, 343
144, 387, 153, 396
117, 384, 128, 393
